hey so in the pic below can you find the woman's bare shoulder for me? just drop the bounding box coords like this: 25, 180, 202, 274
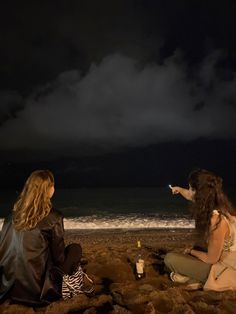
210, 211, 228, 230
227, 213, 236, 223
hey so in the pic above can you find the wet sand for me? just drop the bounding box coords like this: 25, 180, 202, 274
1, 228, 236, 313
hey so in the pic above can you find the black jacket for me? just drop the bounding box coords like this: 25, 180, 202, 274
0, 209, 65, 305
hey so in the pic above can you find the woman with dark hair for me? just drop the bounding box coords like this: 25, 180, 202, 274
164, 169, 236, 291
0, 170, 82, 305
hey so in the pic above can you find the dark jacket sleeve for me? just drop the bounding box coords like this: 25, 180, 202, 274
50, 213, 65, 266
0, 216, 12, 261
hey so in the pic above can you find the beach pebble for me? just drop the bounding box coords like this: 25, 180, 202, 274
83, 307, 97, 314
2, 230, 236, 314
144, 302, 156, 314
111, 304, 132, 314
89, 294, 112, 308
138, 284, 155, 292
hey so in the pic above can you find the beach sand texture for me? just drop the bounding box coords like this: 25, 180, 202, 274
1, 229, 236, 314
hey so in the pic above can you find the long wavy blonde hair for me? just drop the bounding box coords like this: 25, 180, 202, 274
13, 170, 54, 231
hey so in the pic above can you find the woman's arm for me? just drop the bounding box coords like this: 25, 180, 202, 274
171, 186, 194, 201
189, 214, 229, 264
50, 215, 66, 266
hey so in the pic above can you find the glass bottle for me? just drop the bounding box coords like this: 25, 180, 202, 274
135, 240, 145, 279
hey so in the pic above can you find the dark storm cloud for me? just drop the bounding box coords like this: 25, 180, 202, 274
0, 0, 160, 91
0, 91, 23, 126
1, 0, 236, 157
0, 51, 235, 154
1, 1, 235, 92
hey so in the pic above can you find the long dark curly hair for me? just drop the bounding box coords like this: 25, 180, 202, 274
188, 169, 235, 240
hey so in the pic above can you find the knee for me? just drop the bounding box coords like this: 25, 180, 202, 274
164, 252, 177, 269
65, 243, 82, 257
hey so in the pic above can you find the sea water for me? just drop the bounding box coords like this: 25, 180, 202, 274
0, 187, 235, 230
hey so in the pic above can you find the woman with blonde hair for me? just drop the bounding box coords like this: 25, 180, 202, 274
165, 169, 236, 291
0, 170, 82, 305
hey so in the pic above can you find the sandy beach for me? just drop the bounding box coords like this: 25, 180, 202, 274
1, 228, 236, 314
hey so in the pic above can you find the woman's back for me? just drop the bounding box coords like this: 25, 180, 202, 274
223, 214, 236, 252
1, 170, 83, 305
0, 209, 65, 305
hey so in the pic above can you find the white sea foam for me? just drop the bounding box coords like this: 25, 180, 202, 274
0, 215, 195, 231
63, 216, 195, 229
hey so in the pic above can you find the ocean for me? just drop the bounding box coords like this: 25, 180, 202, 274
0, 187, 235, 230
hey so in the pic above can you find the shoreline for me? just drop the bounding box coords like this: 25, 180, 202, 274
65, 228, 200, 260
65, 227, 197, 237
65, 227, 195, 231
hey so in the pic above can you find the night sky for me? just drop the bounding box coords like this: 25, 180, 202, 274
0, 0, 236, 188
